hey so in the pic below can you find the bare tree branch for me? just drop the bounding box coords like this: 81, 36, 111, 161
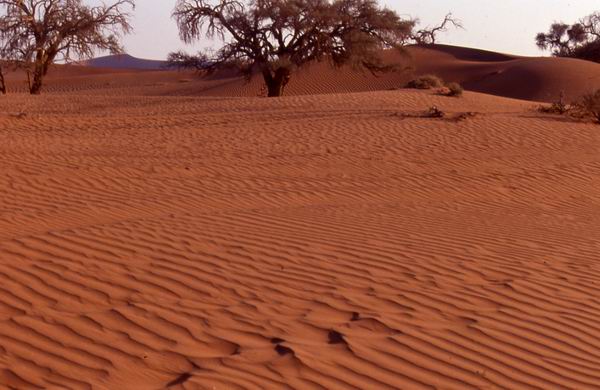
411, 13, 463, 45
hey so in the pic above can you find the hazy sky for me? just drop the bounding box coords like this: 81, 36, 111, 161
121, 0, 600, 60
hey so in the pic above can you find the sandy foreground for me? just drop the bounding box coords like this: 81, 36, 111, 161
1, 88, 600, 389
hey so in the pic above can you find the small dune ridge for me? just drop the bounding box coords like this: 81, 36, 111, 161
1, 85, 600, 388
3, 44, 600, 102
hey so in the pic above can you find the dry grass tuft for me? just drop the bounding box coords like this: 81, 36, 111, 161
580, 89, 600, 123
453, 111, 477, 121
537, 90, 600, 124
538, 92, 569, 115
406, 74, 444, 90
443, 82, 464, 97
424, 105, 445, 118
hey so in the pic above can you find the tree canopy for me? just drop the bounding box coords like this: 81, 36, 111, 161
536, 12, 600, 63
171, 0, 418, 97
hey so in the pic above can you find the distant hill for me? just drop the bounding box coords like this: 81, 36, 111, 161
81, 54, 168, 70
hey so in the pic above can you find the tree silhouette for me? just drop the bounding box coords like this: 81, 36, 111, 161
411, 13, 462, 45
170, 0, 416, 97
536, 12, 600, 62
0, 0, 135, 94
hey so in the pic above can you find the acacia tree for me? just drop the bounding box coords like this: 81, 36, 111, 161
0, 0, 135, 94
0, 30, 18, 94
0, 32, 28, 94
411, 13, 462, 45
171, 0, 415, 97
536, 12, 600, 62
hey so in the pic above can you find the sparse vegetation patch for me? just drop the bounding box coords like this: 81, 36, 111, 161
405, 74, 444, 89
536, 90, 600, 124
580, 89, 600, 123
453, 112, 477, 121
443, 82, 464, 97
537, 91, 570, 115
425, 106, 445, 118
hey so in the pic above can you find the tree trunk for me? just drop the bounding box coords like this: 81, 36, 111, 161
29, 50, 52, 95
266, 78, 285, 97
29, 66, 44, 95
263, 67, 291, 97
0, 67, 6, 95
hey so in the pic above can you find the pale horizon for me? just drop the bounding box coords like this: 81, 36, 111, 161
118, 0, 599, 60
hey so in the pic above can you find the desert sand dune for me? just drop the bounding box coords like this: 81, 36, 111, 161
4, 44, 600, 102
1, 83, 600, 388
409, 45, 600, 102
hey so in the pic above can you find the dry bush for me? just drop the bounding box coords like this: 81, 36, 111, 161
405, 74, 444, 89
580, 89, 600, 123
538, 91, 569, 114
537, 90, 600, 124
538, 103, 569, 115
424, 106, 445, 118
442, 82, 463, 97
391, 105, 446, 120
453, 111, 477, 121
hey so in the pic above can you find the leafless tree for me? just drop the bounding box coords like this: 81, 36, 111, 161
536, 12, 600, 62
0, 0, 135, 94
411, 13, 462, 45
0, 34, 16, 94
170, 0, 415, 97
581, 12, 600, 40
0, 31, 27, 94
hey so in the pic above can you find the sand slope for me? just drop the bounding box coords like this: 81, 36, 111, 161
409, 45, 600, 102
1, 87, 600, 388
4, 44, 600, 102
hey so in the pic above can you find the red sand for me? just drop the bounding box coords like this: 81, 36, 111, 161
5, 44, 600, 102
1, 45, 600, 389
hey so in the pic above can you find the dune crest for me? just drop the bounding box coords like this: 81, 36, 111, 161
81, 54, 168, 70
4, 44, 600, 102
409, 44, 600, 102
